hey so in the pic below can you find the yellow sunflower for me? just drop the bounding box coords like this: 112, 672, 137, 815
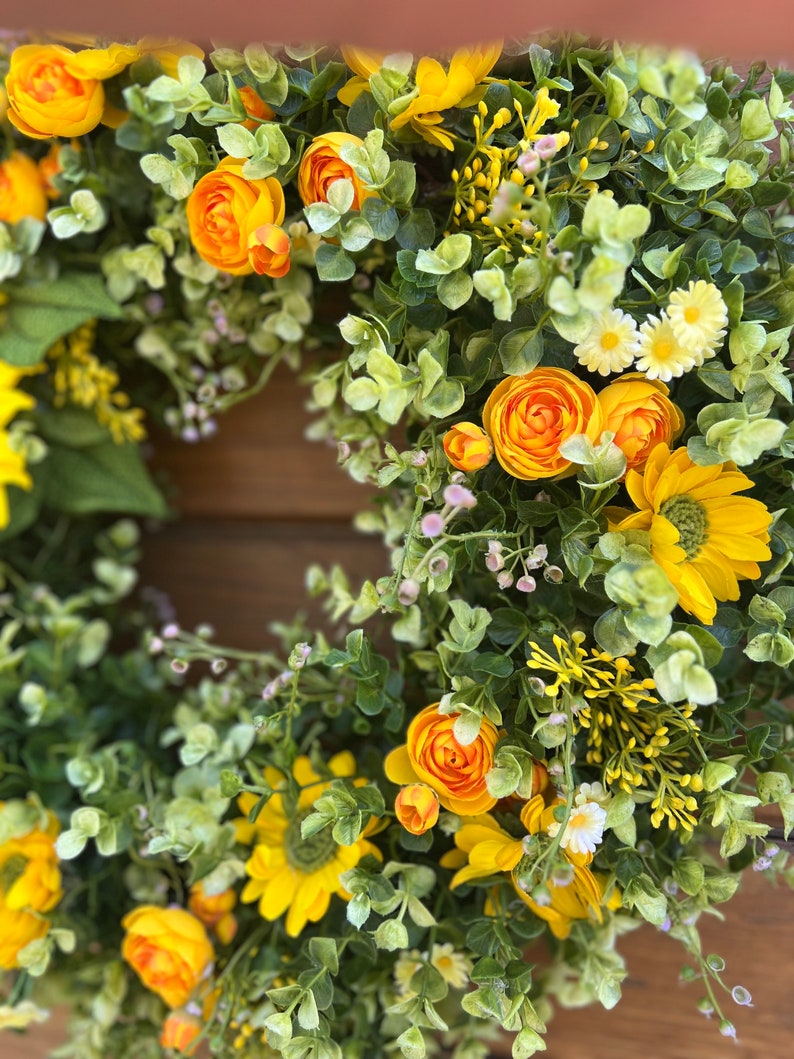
440, 795, 617, 940
608, 443, 772, 625
236, 752, 383, 938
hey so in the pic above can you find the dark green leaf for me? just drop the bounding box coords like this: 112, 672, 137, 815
45, 441, 168, 517
0, 273, 122, 367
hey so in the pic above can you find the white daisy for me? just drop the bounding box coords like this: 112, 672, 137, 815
429, 943, 473, 989
635, 313, 704, 382
557, 800, 607, 857
573, 308, 641, 377
666, 280, 728, 353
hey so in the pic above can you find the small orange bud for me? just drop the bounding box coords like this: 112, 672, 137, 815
160, 1010, 202, 1055
238, 85, 275, 131
442, 422, 493, 472
247, 223, 291, 278
394, 784, 440, 835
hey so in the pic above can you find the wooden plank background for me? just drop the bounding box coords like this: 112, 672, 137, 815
8, 367, 794, 1058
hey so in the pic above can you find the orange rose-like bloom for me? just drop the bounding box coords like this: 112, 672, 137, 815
160, 1010, 203, 1055
188, 881, 238, 945
248, 223, 291, 278
238, 85, 275, 130
395, 784, 441, 835
443, 422, 494, 472
385, 704, 499, 816
297, 131, 375, 210
186, 158, 285, 276
0, 152, 48, 224
121, 906, 214, 1009
597, 374, 685, 473
482, 367, 604, 480
5, 43, 136, 139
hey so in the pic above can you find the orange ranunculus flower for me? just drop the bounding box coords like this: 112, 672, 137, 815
597, 374, 685, 473
247, 223, 291, 278
188, 881, 238, 945
297, 131, 375, 210
5, 43, 137, 139
0, 152, 48, 224
394, 784, 440, 835
186, 158, 286, 276
160, 1009, 203, 1055
482, 367, 604, 481
443, 421, 493, 472
0, 803, 63, 970
237, 85, 275, 130
389, 43, 501, 151
385, 704, 499, 816
121, 906, 214, 1009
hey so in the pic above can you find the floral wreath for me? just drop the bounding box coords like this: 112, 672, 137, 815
0, 32, 793, 1059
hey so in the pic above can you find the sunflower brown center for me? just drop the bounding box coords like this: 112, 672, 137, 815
285, 809, 337, 872
659, 494, 708, 559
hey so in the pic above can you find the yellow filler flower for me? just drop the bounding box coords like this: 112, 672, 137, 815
237, 752, 383, 937
609, 443, 772, 624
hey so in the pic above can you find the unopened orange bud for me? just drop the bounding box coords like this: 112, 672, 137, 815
237, 85, 275, 131
443, 422, 493, 472
247, 223, 291, 278
395, 784, 440, 835
160, 1010, 202, 1055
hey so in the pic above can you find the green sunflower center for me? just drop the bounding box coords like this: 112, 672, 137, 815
285, 809, 338, 873
659, 494, 709, 559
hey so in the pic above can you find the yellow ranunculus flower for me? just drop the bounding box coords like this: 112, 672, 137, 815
0, 803, 63, 970
390, 43, 501, 150
0, 151, 49, 225
121, 905, 215, 1009
5, 43, 137, 139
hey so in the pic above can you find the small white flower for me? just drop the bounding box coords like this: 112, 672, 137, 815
558, 800, 607, 856
573, 308, 640, 376
635, 314, 704, 382
666, 280, 728, 353
429, 943, 473, 989
575, 781, 611, 808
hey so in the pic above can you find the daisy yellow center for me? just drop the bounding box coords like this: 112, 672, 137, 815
659, 494, 709, 559
285, 809, 337, 872
0, 853, 28, 894
684, 307, 700, 323
653, 339, 673, 360
600, 331, 619, 350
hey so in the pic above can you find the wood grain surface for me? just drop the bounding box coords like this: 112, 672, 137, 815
7, 367, 793, 1059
